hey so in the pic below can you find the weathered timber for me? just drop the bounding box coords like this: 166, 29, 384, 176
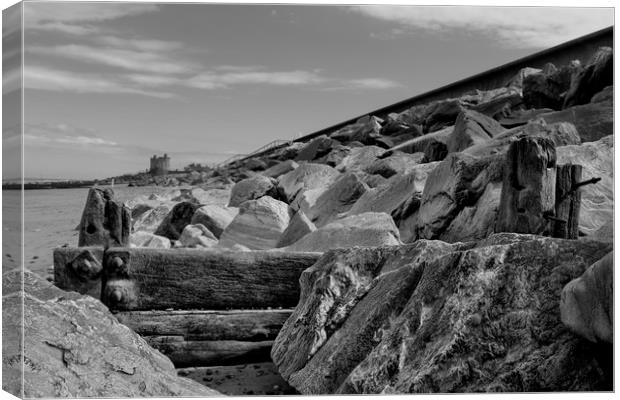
496, 137, 557, 235
144, 337, 274, 367
78, 188, 130, 247
101, 248, 322, 311
114, 309, 293, 341
554, 164, 582, 239
53, 246, 104, 298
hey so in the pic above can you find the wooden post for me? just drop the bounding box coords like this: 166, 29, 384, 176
78, 188, 130, 247
101, 248, 322, 311
496, 137, 557, 235
553, 164, 582, 239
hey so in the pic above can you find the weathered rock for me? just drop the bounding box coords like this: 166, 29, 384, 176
335, 146, 385, 173
276, 210, 317, 248
263, 159, 299, 178
362, 173, 389, 189
586, 220, 613, 243
439, 182, 502, 243
423, 99, 467, 133
348, 163, 438, 224
364, 151, 425, 178
539, 100, 612, 143
179, 224, 218, 248
556, 135, 613, 235
415, 152, 503, 240
154, 202, 202, 240
421, 139, 448, 162
330, 116, 382, 145
78, 188, 130, 247
561, 252, 613, 344
380, 119, 422, 138
270, 142, 305, 161
317, 144, 352, 167
277, 163, 341, 202
219, 196, 290, 250
463, 120, 580, 158
130, 231, 172, 249
244, 158, 268, 171
307, 172, 370, 227
290, 187, 325, 216
590, 85, 613, 103
446, 109, 505, 153
296, 135, 340, 161
133, 203, 174, 233
2, 269, 219, 398
506, 66, 542, 88
272, 234, 612, 394
282, 212, 401, 252
382, 125, 453, 156
190, 204, 238, 238
172, 188, 231, 207
497, 108, 554, 128
470, 86, 523, 118
228, 175, 279, 207
564, 47, 613, 108
523, 61, 580, 110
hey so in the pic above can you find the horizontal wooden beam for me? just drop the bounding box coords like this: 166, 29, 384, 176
114, 309, 293, 341
101, 248, 322, 311
144, 336, 274, 367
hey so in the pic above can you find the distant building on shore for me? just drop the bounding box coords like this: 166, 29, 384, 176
149, 154, 170, 176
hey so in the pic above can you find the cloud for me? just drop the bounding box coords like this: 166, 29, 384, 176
96, 35, 185, 52
24, 65, 178, 99
24, 3, 159, 24
28, 44, 199, 75
187, 69, 326, 89
2, 66, 21, 95
353, 6, 613, 48
30, 22, 101, 35
347, 78, 401, 90
24, 122, 118, 147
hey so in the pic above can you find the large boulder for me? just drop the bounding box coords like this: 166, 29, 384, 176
296, 135, 340, 161
218, 196, 290, 250
132, 203, 174, 233
330, 116, 382, 145
2, 269, 219, 397
228, 175, 279, 207
538, 100, 612, 143
423, 99, 467, 133
561, 252, 613, 344
307, 172, 370, 227
154, 202, 201, 240
272, 234, 612, 394
364, 151, 425, 178
263, 159, 299, 178
190, 204, 238, 238
277, 163, 341, 202
130, 231, 172, 249
556, 135, 613, 236
276, 210, 317, 248
446, 109, 505, 153
463, 120, 580, 158
564, 47, 613, 108
522, 61, 580, 110
382, 125, 453, 156
179, 224, 218, 248
335, 146, 385, 173
282, 212, 402, 252
415, 153, 503, 240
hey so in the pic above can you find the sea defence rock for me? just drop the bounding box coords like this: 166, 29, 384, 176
415, 152, 502, 240
383, 125, 453, 156
2, 269, 219, 398
522, 61, 578, 110
561, 252, 613, 344
154, 202, 202, 241
296, 135, 340, 161
446, 109, 505, 153
276, 210, 317, 248
272, 234, 612, 394
335, 146, 385, 174
130, 231, 172, 249
228, 175, 279, 207
219, 196, 290, 250
330, 115, 382, 145
172, 187, 231, 207
463, 120, 580, 158
78, 188, 130, 247
179, 224, 218, 248
282, 212, 401, 252
564, 47, 613, 108
190, 204, 238, 238
556, 136, 613, 236
133, 203, 174, 233
277, 163, 341, 202
538, 100, 612, 143
307, 172, 370, 227
364, 151, 425, 178
263, 159, 299, 178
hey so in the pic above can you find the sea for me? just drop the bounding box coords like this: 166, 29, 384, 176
2, 185, 177, 276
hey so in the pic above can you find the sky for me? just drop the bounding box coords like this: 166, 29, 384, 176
2, 1, 614, 180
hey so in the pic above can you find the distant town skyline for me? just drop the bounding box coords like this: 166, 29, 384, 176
2, 2, 614, 179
